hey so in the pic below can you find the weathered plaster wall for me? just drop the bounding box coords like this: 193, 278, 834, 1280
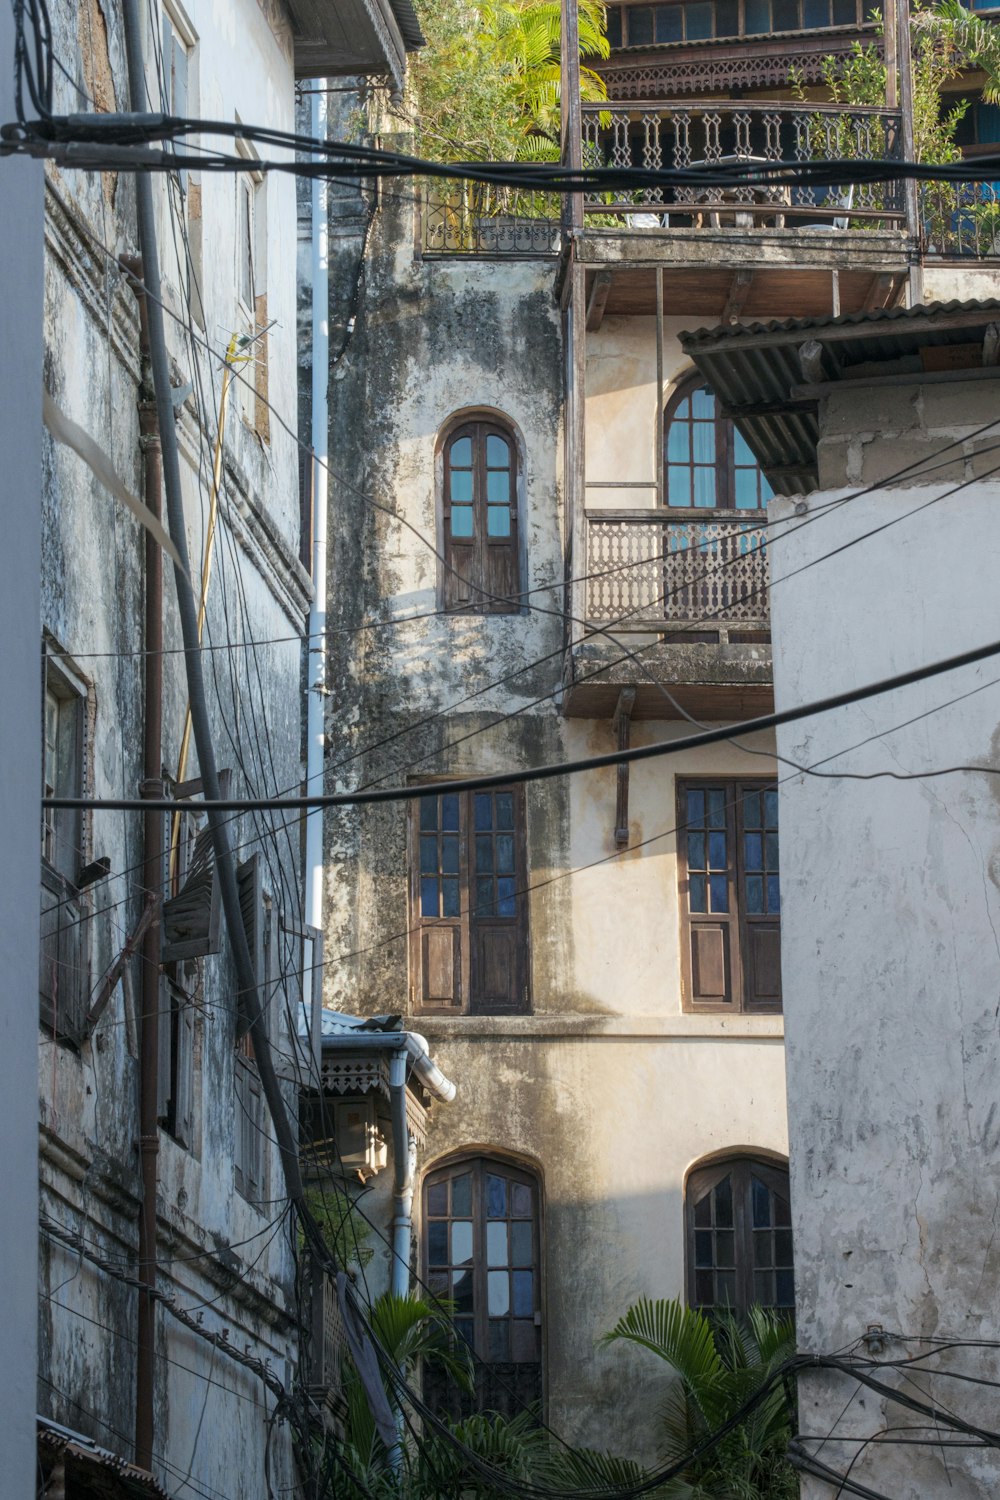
324, 182, 789, 1459
771, 378, 1000, 1497
39, 2, 308, 1494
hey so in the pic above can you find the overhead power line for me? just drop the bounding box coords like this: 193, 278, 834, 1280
46, 632, 1000, 813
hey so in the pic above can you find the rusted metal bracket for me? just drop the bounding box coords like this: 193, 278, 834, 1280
612, 688, 636, 851
86, 893, 160, 1035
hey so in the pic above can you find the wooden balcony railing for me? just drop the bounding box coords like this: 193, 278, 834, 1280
586, 510, 769, 633
920, 179, 1000, 260
580, 99, 905, 229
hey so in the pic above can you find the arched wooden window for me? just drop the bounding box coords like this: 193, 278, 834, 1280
686, 1156, 794, 1319
664, 375, 773, 511
423, 1156, 541, 1418
442, 418, 521, 612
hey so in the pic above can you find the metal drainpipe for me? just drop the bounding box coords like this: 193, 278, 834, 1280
122, 257, 163, 1472
388, 1049, 415, 1468
305, 84, 329, 1067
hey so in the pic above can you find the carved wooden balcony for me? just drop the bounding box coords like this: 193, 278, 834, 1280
563, 510, 774, 720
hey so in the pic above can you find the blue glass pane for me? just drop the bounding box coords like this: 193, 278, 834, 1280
442, 878, 460, 917
452, 1269, 474, 1312
476, 836, 494, 873
452, 1173, 472, 1214
768, 875, 781, 914
744, 832, 763, 871
496, 834, 515, 873
733, 428, 755, 465
421, 878, 439, 917
708, 830, 727, 869
746, 874, 764, 915
667, 466, 692, 506
455, 1317, 474, 1347
451, 504, 474, 537
427, 1181, 448, 1215
760, 472, 774, 501
766, 832, 780, 870
978, 103, 1000, 141
488, 1220, 508, 1268
804, 0, 830, 22
452, 1220, 473, 1264
420, 836, 438, 874
687, 831, 705, 870
667, 423, 690, 462
692, 421, 715, 464
419, 797, 438, 832
765, 789, 779, 826
708, 789, 726, 827
656, 3, 683, 38
476, 876, 495, 915
629, 5, 653, 41
487, 505, 511, 537
695, 1230, 713, 1267
674, 396, 690, 420
710, 873, 729, 912
441, 835, 459, 874
497, 877, 516, 916
488, 1269, 510, 1315
428, 1221, 448, 1265
776, 1229, 793, 1264
450, 469, 473, 503
687, 788, 705, 823
496, 793, 514, 830
715, 1175, 733, 1227
752, 1176, 772, 1228
450, 436, 472, 466
743, 791, 762, 828
442, 794, 460, 831
486, 434, 510, 466
511, 1182, 532, 1217
689, 872, 707, 913
474, 794, 493, 831
686, 0, 712, 36
487, 1174, 506, 1217
745, 0, 769, 26
512, 1270, 533, 1316
735, 467, 761, 510
776, 1269, 795, 1306
486, 469, 510, 502
510, 1220, 532, 1265
693, 466, 716, 507
691, 385, 714, 418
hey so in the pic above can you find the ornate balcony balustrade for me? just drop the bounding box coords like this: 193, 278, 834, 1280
422, 186, 561, 256
920, 179, 1000, 259
580, 99, 905, 230
586, 510, 769, 634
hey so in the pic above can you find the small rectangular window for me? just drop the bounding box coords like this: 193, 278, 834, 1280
627, 5, 655, 43
607, 4, 624, 43
655, 4, 684, 40
677, 780, 781, 1013
40, 646, 91, 1046
410, 785, 529, 1015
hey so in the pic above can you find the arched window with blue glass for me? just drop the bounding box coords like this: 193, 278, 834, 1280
441, 415, 521, 613
664, 373, 772, 512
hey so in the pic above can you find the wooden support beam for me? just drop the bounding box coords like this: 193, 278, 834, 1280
613, 688, 636, 851
862, 272, 897, 314
723, 268, 753, 326
86, 894, 160, 1034
586, 270, 612, 331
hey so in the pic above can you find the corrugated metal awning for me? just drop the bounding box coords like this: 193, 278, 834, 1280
38, 1418, 173, 1499
679, 300, 1000, 494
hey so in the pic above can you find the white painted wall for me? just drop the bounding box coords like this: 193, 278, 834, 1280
771, 381, 1000, 1497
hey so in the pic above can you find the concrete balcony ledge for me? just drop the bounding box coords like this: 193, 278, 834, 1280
564, 636, 773, 720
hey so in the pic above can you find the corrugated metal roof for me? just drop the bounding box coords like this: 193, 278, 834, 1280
389, 0, 425, 51
679, 300, 1000, 494
38, 1419, 172, 1499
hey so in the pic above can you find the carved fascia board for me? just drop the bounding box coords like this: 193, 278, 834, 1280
600, 29, 880, 97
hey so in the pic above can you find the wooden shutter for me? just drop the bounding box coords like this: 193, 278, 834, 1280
39, 871, 88, 1045
174, 1001, 196, 1149
479, 424, 519, 615
410, 791, 469, 1012
156, 975, 173, 1122
736, 785, 782, 1012
162, 823, 221, 961
236, 854, 264, 1037
469, 787, 528, 1015
677, 782, 740, 1010
442, 421, 520, 615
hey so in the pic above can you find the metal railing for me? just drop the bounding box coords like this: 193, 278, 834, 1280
586, 511, 769, 631
580, 100, 905, 229
422, 185, 561, 257
920, 179, 1000, 259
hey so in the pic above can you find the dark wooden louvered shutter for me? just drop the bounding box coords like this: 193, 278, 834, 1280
162, 824, 221, 961
410, 791, 468, 1011
236, 854, 264, 1037
469, 787, 528, 1015
39, 873, 89, 1045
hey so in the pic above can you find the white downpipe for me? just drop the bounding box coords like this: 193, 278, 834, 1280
389, 1049, 415, 1470
305, 85, 329, 1065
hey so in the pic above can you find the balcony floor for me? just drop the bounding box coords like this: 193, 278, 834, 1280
564, 639, 774, 721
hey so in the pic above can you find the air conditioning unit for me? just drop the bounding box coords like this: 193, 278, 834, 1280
334, 1098, 387, 1179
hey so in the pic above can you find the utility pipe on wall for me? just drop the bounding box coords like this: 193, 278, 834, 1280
306, 85, 330, 1071
388, 1050, 415, 1300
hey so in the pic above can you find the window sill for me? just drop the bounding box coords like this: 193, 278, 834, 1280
411, 1011, 784, 1040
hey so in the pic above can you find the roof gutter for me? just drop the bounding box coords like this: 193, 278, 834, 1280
319, 1030, 457, 1104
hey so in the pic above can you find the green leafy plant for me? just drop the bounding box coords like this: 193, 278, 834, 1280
300, 1184, 375, 1271
600, 1298, 798, 1499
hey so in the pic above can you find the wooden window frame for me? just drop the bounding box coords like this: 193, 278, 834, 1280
663, 372, 771, 515
423, 1155, 543, 1420
408, 782, 530, 1016
686, 1156, 793, 1319
611, 0, 864, 47
676, 778, 781, 1014
40, 645, 92, 1048
440, 415, 522, 615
